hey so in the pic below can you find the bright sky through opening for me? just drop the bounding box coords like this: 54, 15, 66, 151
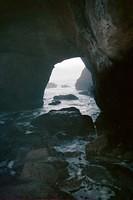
48, 57, 85, 86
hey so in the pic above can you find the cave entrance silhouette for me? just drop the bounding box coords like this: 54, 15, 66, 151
43, 57, 95, 116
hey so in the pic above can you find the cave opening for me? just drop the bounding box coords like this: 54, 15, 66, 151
43, 57, 99, 120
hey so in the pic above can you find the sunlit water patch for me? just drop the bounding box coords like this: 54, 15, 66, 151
44, 86, 100, 121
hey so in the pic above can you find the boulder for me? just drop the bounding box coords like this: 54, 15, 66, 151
53, 94, 78, 101
49, 100, 61, 106
0, 148, 69, 199
21, 148, 68, 183
32, 107, 94, 136
86, 135, 109, 158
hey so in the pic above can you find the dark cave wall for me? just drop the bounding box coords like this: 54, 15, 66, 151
77, 0, 133, 146
72, 0, 133, 120
0, 0, 79, 109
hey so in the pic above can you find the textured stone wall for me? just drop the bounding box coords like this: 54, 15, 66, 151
71, 0, 133, 121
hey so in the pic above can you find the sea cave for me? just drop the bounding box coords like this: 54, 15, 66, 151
0, 0, 133, 199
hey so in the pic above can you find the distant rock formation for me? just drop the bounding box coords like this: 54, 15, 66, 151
78, 91, 89, 96
47, 82, 57, 89
75, 68, 93, 92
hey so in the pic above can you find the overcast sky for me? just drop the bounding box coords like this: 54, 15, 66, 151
49, 57, 85, 85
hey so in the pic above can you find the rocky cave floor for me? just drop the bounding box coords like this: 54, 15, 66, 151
0, 107, 133, 200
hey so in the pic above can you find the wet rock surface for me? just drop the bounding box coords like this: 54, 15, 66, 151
32, 107, 94, 136
53, 94, 79, 101
0, 152, 69, 199
48, 100, 61, 106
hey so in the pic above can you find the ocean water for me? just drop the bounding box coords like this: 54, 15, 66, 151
44, 86, 100, 121
0, 86, 100, 130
